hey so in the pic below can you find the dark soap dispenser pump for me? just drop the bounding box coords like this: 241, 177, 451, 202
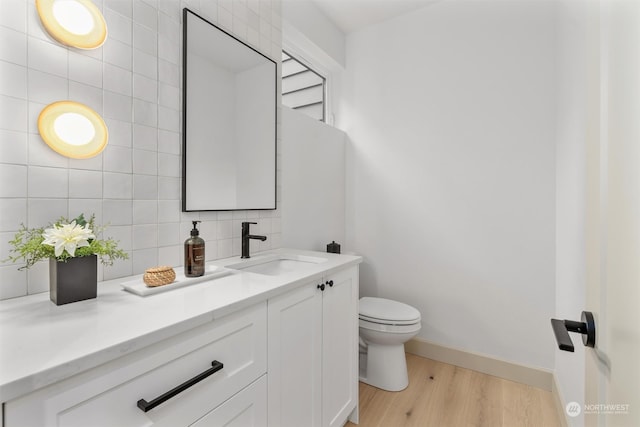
184, 221, 205, 277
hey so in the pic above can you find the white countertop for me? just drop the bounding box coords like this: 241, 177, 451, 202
0, 248, 361, 402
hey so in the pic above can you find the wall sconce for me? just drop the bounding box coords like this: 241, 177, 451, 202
36, 0, 107, 49
38, 101, 108, 159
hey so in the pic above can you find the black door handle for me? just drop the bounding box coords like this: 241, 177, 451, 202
137, 360, 224, 412
551, 311, 595, 352
326, 280, 334, 287
317, 283, 325, 291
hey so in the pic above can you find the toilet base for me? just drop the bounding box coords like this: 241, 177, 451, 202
359, 343, 409, 392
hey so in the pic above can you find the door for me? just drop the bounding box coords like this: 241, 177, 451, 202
267, 281, 323, 427
322, 267, 359, 427
584, 0, 640, 425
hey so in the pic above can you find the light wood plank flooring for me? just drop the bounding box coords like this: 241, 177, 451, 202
348, 353, 561, 427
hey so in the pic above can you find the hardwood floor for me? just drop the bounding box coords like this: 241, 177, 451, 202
347, 353, 561, 427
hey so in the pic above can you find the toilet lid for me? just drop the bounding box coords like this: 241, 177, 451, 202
359, 297, 421, 323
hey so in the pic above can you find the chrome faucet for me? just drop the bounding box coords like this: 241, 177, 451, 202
241, 222, 267, 258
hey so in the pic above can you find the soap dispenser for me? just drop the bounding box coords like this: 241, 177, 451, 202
184, 221, 205, 277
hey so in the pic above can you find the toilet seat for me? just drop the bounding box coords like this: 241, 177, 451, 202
359, 297, 421, 325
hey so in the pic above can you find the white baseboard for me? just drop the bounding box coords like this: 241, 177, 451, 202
405, 338, 553, 391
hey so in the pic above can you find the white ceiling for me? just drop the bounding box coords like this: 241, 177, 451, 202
310, 0, 438, 34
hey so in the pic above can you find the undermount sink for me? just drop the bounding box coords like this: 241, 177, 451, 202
225, 253, 327, 276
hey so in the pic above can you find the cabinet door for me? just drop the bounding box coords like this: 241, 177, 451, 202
322, 267, 359, 427
189, 375, 266, 427
267, 281, 323, 427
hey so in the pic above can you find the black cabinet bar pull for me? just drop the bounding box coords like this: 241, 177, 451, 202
137, 360, 224, 412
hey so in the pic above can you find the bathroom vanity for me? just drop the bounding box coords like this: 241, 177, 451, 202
0, 249, 361, 427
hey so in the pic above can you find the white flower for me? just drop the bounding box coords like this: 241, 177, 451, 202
42, 221, 95, 257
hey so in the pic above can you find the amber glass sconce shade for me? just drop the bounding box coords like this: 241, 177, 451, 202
36, 0, 107, 49
38, 101, 108, 159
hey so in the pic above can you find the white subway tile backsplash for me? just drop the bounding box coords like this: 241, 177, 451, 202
158, 11, 181, 43
0, 61, 27, 99
0, 266, 27, 300
134, 99, 158, 127
28, 166, 68, 198
0, 26, 27, 66
28, 37, 67, 78
158, 200, 180, 223
105, 0, 133, 19
134, 74, 158, 102
158, 245, 181, 267
0, 95, 28, 133
69, 81, 103, 114
69, 52, 103, 88
103, 199, 133, 225
28, 133, 68, 168
0, 198, 26, 232
133, 224, 158, 249
68, 199, 103, 224
103, 145, 133, 173
103, 38, 133, 71
134, 1, 158, 31
158, 176, 180, 199
159, 83, 179, 108
0, 129, 28, 165
134, 23, 157, 56
217, 220, 232, 239
158, 35, 179, 65
69, 169, 103, 199
104, 8, 133, 45
158, 58, 179, 87
157, 153, 180, 177
106, 119, 133, 148
0, 164, 27, 197
134, 174, 158, 199
103, 172, 133, 199
68, 153, 102, 171
133, 124, 158, 151
27, 69, 68, 105
158, 129, 180, 154
0, 0, 27, 33
158, 106, 180, 132
103, 253, 133, 280
28, 198, 67, 227
133, 200, 158, 224
0, 0, 282, 300
104, 90, 133, 122
158, 222, 179, 246
104, 63, 133, 96
27, 261, 48, 295
104, 225, 133, 251
133, 149, 158, 175
133, 49, 158, 80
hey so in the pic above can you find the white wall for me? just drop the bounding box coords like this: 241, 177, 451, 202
342, 0, 557, 369
281, 107, 345, 252
0, 0, 283, 300
554, 1, 588, 423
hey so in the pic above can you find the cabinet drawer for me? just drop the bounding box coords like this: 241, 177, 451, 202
190, 375, 267, 427
6, 302, 267, 427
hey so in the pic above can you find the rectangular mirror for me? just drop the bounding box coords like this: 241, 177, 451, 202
182, 8, 277, 211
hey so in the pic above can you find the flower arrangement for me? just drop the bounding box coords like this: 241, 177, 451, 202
5, 214, 128, 270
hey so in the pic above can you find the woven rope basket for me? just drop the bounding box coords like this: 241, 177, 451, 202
143, 266, 176, 287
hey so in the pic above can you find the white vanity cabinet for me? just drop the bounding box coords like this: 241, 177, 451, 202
4, 303, 268, 427
267, 266, 359, 427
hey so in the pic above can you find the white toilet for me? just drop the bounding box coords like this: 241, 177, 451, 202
359, 297, 422, 392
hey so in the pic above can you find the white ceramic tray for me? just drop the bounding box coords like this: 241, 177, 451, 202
121, 266, 232, 296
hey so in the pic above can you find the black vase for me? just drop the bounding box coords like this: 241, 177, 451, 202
49, 255, 98, 305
